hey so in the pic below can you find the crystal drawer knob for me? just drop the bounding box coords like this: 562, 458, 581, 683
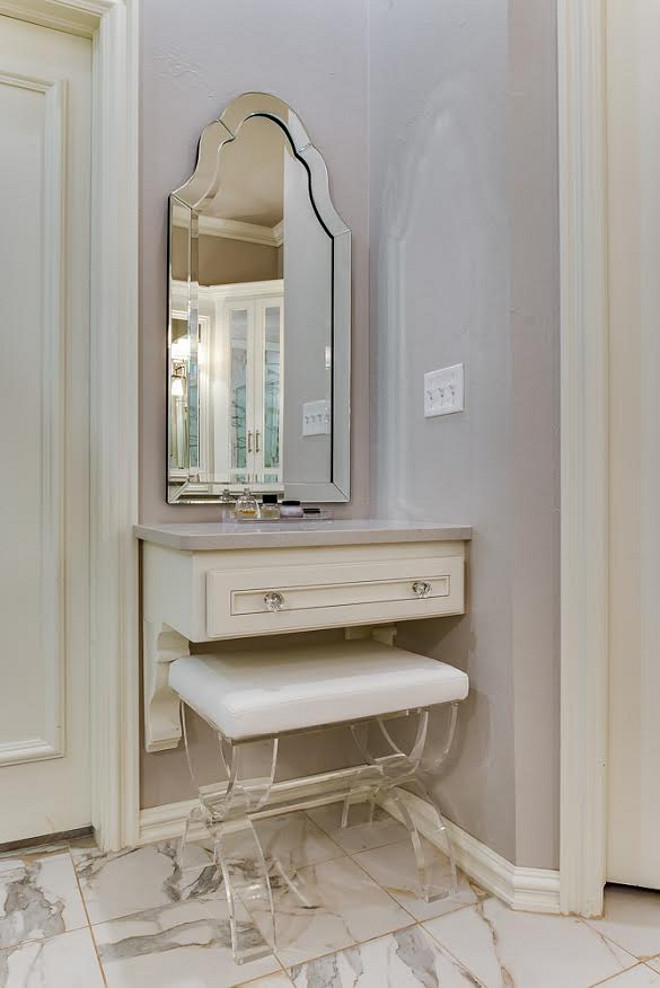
264, 591, 285, 612
412, 581, 432, 599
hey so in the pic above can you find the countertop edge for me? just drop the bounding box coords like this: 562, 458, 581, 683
134, 523, 473, 551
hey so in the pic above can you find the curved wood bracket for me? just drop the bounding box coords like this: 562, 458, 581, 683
143, 619, 189, 752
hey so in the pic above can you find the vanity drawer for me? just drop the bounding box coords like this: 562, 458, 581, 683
206, 555, 464, 638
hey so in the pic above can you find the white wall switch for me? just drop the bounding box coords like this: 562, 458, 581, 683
424, 363, 465, 418
302, 399, 331, 436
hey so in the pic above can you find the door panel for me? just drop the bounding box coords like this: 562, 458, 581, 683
0, 16, 91, 842
606, 0, 660, 888
259, 298, 283, 484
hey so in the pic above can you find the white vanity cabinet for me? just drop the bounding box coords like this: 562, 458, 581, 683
136, 521, 470, 753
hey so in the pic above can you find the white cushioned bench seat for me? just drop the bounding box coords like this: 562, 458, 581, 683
169, 640, 469, 740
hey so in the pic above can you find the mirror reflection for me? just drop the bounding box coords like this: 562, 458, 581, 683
168, 94, 350, 504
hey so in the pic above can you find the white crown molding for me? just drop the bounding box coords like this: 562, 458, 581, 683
170, 278, 283, 306
557, 0, 609, 917
172, 212, 283, 248
139, 787, 560, 915
0, 0, 116, 37
198, 215, 281, 247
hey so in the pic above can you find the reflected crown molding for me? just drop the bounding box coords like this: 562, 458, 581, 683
171, 213, 283, 248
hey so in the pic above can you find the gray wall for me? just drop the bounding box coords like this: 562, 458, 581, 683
139, 0, 369, 522
139, 0, 560, 870
369, 0, 559, 868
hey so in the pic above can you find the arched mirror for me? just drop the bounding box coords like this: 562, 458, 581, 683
167, 93, 351, 504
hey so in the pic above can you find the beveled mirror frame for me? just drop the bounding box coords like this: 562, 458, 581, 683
168, 92, 351, 503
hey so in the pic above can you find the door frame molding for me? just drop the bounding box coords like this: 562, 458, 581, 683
558, 0, 609, 916
2, 0, 140, 850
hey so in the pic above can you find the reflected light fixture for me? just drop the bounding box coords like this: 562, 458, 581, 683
171, 360, 186, 397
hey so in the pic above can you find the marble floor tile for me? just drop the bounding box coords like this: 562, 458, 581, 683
353, 837, 486, 921
306, 803, 409, 854
72, 838, 222, 925
644, 957, 660, 976
0, 852, 87, 950
235, 975, 293, 987
424, 897, 636, 988
289, 925, 485, 987
585, 887, 660, 959
250, 854, 413, 968
0, 927, 104, 988
94, 897, 280, 988
597, 966, 660, 986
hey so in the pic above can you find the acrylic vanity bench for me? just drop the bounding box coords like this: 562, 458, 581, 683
135, 519, 471, 962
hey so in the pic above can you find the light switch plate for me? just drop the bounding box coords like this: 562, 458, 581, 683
302, 399, 331, 436
424, 363, 465, 418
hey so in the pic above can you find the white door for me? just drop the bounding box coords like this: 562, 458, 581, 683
221, 291, 284, 487
0, 16, 92, 843
606, 0, 660, 888
255, 295, 284, 486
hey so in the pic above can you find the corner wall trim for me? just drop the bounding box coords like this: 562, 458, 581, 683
557, 0, 610, 916
139, 789, 560, 915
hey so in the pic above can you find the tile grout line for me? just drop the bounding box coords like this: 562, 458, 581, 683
581, 914, 660, 968
67, 844, 109, 988
578, 913, 658, 973
278, 919, 486, 985
419, 907, 648, 988
340, 827, 490, 927
587, 961, 651, 987
302, 808, 446, 925
298, 810, 422, 929
218, 812, 411, 976
279, 922, 426, 975
289, 808, 491, 970
419, 909, 495, 985
300, 808, 405, 862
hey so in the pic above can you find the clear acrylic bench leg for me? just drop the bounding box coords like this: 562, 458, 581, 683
348, 703, 460, 903
179, 705, 278, 963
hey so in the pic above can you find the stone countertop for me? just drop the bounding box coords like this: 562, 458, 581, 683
134, 519, 472, 551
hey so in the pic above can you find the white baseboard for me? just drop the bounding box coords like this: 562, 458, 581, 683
378, 790, 561, 914
139, 797, 202, 845
138, 767, 360, 846
139, 783, 560, 916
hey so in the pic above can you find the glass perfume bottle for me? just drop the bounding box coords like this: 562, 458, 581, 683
260, 493, 280, 519
235, 488, 259, 520
218, 488, 237, 522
